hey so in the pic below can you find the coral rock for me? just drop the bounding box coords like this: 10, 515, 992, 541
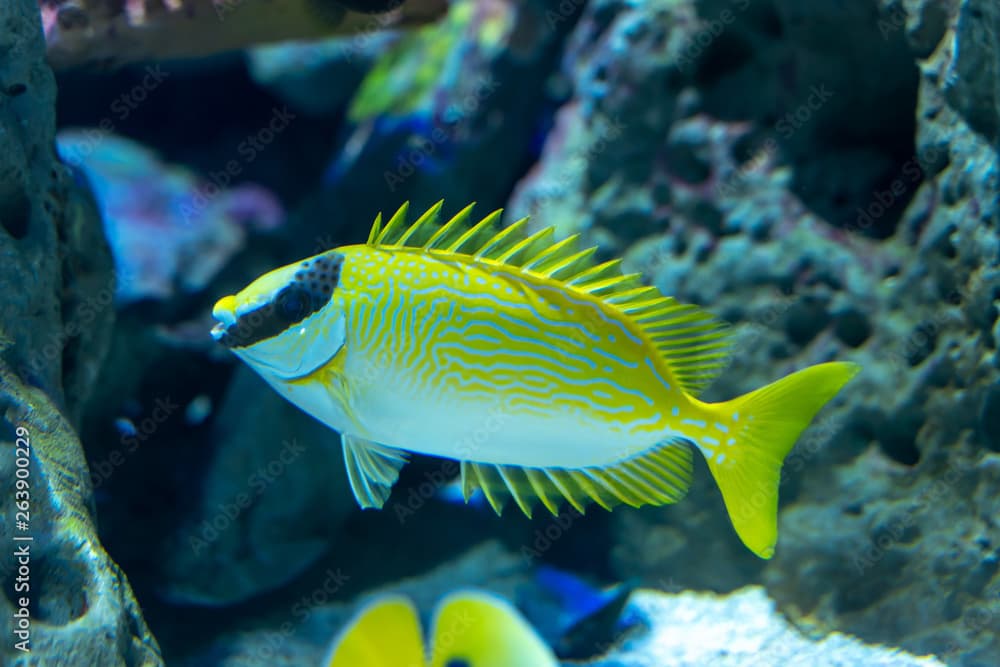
57, 130, 284, 304
0, 1, 161, 664
511, 0, 999, 663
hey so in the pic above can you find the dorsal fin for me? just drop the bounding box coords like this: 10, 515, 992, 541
367, 202, 571, 270
474, 217, 531, 260
367, 200, 444, 247
395, 200, 444, 247
365, 202, 733, 393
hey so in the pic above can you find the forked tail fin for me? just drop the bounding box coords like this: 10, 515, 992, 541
702, 362, 860, 558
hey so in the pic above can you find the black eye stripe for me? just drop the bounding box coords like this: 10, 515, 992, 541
218, 253, 344, 348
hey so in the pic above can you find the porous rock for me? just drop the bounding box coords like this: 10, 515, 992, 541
0, 0, 161, 664
588, 586, 945, 667
510, 0, 999, 663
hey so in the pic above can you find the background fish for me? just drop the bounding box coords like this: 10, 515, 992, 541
211, 202, 859, 558
528, 566, 636, 660
323, 590, 559, 667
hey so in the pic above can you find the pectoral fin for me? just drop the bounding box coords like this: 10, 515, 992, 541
342, 434, 409, 509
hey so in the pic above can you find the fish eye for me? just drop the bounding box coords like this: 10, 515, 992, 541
275, 285, 313, 322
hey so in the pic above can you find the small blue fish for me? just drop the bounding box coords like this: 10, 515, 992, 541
531, 566, 636, 659
114, 418, 138, 438
437, 477, 488, 509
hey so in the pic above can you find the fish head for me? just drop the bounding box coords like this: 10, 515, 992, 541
210, 251, 349, 384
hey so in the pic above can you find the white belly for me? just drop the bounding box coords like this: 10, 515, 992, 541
266, 344, 664, 468
349, 372, 656, 468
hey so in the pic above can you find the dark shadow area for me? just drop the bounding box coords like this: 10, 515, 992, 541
693, 0, 922, 238
55, 57, 340, 209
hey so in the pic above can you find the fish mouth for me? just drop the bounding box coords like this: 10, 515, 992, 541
210, 296, 238, 345
210, 321, 228, 342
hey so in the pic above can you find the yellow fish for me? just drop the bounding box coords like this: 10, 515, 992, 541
211, 202, 859, 558
323, 590, 558, 667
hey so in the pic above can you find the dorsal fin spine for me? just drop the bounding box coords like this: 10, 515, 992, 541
654, 331, 730, 347
425, 202, 477, 250
447, 209, 503, 253
606, 286, 659, 304
669, 351, 730, 363
621, 299, 673, 316
654, 341, 728, 356
373, 202, 411, 245
633, 304, 689, 322
395, 200, 443, 247
646, 322, 720, 337
638, 309, 709, 326
522, 234, 580, 272
542, 248, 598, 279
495, 225, 553, 265
475, 218, 528, 259
567, 259, 623, 285
366, 212, 384, 245
582, 274, 643, 295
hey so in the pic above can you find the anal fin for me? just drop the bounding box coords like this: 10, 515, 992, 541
460, 438, 693, 518
342, 434, 409, 509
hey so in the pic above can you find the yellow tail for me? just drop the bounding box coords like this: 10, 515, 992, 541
701, 361, 860, 558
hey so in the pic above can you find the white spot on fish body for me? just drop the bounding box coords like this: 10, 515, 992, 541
704, 436, 720, 446
715, 422, 729, 433
671, 406, 680, 417
682, 418, 707, 429
716, 453, 726, 464
727, 438, 736, 446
